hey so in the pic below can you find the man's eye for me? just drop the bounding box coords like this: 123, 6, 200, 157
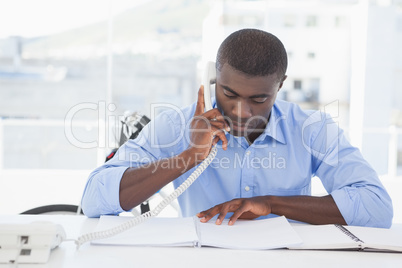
252, 98, 268, 103
223, 90, 236, 98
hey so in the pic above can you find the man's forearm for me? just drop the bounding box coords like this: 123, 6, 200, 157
119, 149, 200, 211
269, 195, 346, 225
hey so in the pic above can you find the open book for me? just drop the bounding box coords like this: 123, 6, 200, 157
91, 215, 303, 250
92, 216, 402, 252
290, 224, 402, 252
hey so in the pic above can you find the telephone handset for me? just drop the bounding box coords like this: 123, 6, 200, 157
202, 61, 216, 111
75, 62, 219, 249
203, 61, 231, 137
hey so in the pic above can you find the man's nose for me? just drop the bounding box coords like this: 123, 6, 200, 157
232, 100, 252, 119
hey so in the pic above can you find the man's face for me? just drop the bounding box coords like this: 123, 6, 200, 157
215, 63, 286, 142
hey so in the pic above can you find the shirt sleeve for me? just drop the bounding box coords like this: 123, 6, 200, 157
81, 111, 184, 218
310, 113, 393, 228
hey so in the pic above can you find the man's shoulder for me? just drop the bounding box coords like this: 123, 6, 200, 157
274, 99, 338, 139
274, 99, 316, 122
157, 102, 196, 124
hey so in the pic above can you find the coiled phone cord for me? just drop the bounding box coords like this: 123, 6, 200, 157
75, 146, 218, 249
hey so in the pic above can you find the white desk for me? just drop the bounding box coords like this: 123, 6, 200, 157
1, 215, 402, 268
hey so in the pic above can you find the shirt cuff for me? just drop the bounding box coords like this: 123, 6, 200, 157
330, 187, 370, 227
97, 166, 129, 215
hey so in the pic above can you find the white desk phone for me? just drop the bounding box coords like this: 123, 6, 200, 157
0, 62, 219, 264
0, 222, 66, 264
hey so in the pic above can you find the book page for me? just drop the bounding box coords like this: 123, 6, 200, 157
91, 216, 198, 247
290, 225, 360, 250
196, 216, 303, 250
345, 226, 402, 252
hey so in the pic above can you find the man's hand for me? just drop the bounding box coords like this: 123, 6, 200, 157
197, 195, 347, 226
196, 196, 272, 225
188, 86, 230, 161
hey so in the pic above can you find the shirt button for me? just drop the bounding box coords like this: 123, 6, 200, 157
244, 186, 250, 191
246, 151, 251, 155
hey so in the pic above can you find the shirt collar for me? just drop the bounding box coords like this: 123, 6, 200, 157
259, 102, 286, 144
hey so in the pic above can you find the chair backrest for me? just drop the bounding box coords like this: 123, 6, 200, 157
105, 111, 150, 163
20, 204, 83, 215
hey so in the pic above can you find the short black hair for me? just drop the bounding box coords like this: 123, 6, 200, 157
216, 28, 287, 81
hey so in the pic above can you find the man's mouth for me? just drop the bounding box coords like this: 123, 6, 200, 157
226, 119, 250, 133
232, 121, 247, 129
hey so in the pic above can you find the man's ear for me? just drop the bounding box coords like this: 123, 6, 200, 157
278, 75, 287, 91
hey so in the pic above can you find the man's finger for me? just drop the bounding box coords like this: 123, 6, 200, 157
206, 110, 230, 132
212, 130, 228, 150
212, 136, 219, 147
200, 206, 220, 223
216, 206, 230, 225
228, 203, 249, 225
194, 86, 205, 116
196, 211, 208, 218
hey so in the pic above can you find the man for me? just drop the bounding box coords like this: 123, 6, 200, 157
81, 29, 393, 228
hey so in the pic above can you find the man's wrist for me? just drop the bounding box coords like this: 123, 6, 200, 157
266, 195, 278, 215
178, 148, 202, 171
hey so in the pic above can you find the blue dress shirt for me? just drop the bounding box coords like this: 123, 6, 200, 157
81, 99, 393, 227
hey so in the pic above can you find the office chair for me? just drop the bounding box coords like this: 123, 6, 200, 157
20, 204, 83, 215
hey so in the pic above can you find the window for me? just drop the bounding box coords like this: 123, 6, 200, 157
283, 14, 297, 27
397, 16, 402, 32
0, 1, 210, 170
306, 15, 317, 27
0, 1, 212, 215
334, 16, 348, 28
294, 80, 302, 90
223, 15, 263, 27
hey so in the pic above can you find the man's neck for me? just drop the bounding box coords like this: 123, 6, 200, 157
246, 129, 264, 145
246, 112, 271, 144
